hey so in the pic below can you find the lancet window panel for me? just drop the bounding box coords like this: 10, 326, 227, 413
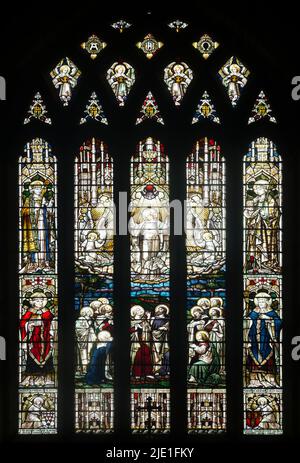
243, 138, 283, 435
130, 137, 170, 434
186, 138, 226, 433
74, 138, 115, 433
18, 138, 58, 434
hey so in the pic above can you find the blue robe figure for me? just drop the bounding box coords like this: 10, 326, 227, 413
247, 292, 282, 379
159, 351, 170, 376
86, 331, 113, 385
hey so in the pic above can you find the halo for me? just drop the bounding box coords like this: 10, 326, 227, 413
154, 304, 169, 315
197, 297, 210, 308
191, 305, 203, 317
254, 291, 272, 306
210, 297, 223, 308
195, 330, 209, 342
208, 307, 222, 318
131, 305, 144, 317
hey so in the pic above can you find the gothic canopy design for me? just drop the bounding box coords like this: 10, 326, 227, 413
192, 91, 220, 124
24, 92, 52, 125
136, 92, 164, 125
80, 92, 108, 125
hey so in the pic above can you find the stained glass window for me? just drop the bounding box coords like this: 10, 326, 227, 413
11, 13, 289, 440
243, 138, 282, 434
74, 138, 114, 433
130, 138, 170, 433
19, 138, 58, 434
186, 138, 226, 433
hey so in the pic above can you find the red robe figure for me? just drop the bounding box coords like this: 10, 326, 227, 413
20, 290, 55, 381
130, 305, 153, 379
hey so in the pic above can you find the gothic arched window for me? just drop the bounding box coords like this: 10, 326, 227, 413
3, 8, 296, 443
186, 138, 226, 433
74, 139, 114, 433
243, 138, 282, 434
18, 139, 58, 433
130, 137, 170, 433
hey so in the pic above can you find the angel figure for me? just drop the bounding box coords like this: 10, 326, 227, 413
218, 57, 249, 106
164, 62, 193, 106
107, 62, 135, 106
51, 57, 81, 106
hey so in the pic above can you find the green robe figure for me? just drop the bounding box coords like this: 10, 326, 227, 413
188, 330, 221, 386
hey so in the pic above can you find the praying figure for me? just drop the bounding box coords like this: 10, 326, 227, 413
252, 397, 281, 431
85, 330, 113, 385
22, 396, 47, 430
188, 330, 221, 386
187, 304, 208, 364
80, 231, 105, 263
246, 395, 281, 431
